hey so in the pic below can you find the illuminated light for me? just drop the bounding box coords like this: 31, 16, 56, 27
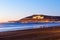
45, 20, 49, 22
33, 15, 44, 19
37, 16, 44, 19
33, 16, 37, 19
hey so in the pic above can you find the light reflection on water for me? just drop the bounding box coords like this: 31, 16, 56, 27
0, 22, 60, 32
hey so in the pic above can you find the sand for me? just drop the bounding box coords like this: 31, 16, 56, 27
0, 26, 60, 40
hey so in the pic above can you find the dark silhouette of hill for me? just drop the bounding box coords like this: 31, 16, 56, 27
18, 14, 60, 23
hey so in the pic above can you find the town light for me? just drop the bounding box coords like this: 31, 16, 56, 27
33, 15, 44, 19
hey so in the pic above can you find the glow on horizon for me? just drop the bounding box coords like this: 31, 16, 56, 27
0, 0, 60, 22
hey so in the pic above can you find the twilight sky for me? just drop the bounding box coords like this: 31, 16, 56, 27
0, 0, 60, 22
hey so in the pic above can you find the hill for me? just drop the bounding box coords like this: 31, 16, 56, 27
18, 14, 60, 23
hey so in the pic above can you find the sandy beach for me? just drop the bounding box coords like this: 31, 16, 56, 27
0, 26, 60, 40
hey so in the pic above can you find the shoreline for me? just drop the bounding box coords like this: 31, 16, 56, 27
1, 26, 60, 40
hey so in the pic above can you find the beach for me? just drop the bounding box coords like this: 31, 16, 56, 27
0, 26, 60, 40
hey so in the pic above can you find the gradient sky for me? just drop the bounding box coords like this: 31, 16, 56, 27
0, 0, 60, 22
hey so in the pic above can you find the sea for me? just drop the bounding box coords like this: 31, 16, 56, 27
0, 22, 60, 32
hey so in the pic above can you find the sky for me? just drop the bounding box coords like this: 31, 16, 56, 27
0, 0, 60, 22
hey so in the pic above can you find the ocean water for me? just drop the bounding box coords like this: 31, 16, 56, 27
0, 22, 60, 32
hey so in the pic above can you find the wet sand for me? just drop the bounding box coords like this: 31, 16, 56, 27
0, 26, 60, 40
